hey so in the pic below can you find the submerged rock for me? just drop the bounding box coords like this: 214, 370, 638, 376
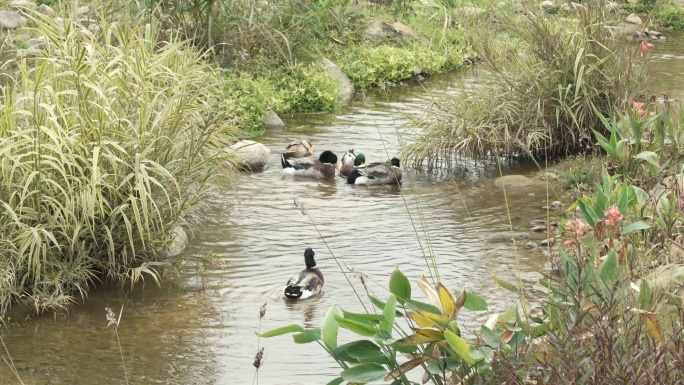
225, 140, 271, 171
484, 231, 531, 244
493, 175, 545, 189
168, 226, 188, 257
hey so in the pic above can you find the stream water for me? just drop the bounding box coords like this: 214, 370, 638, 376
1, 33, 683, 385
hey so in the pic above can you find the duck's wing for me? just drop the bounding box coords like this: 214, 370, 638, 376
284, 140, 315, 158
282, 155, 318, 170
357, 162, 392, 179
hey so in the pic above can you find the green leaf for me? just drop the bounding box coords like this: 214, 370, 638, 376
481, 325, 503, 348
635, 151, 660, 170
342, 310, 383, 324
293, 328, 321, 344
638, 280, 651, 310
326, 377, 344, 385
621, 220, 650, 234
380, 294, 397, 334
369, 295, 403, 317
322, 306, 339, 349
333, 340, 382, 363
340, 363, 388, 383
577, 199, 596, 227
597, 251, 618, 283
405, 298, 441, 314
444, 330, 476, 365
493, 276, 518, 293
633, 186, 649, 207
373, 331, 396, 345
257, 324, 304, 338
335, 315, 378, 337
347, 348, 389, 364
463, 291, 488, 311
389, 267, 411, 304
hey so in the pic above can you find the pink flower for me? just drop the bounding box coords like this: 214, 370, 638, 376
632, 101, 646, 117
603, 205, 623, 227
640, 41, 654, 54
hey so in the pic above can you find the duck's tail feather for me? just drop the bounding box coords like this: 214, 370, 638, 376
281, 154, 292, 168
283, 285, 303, 298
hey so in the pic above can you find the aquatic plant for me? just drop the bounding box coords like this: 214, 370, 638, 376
404, 0, 649, 170
0, 11, 239, 317
105, 307, 129, 385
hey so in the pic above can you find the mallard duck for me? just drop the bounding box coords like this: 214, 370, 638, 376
281, 137, 315, 167
347, 157, 402, 185
339, 150, 366, 177
283, 248, 324, 299
282, 150, 338, 179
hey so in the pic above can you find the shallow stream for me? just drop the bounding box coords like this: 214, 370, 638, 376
1, 33, 683, 385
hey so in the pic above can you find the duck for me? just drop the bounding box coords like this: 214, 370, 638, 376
339, 150, 366, 177
283, 248, 324, 299
282, 150, 338, 179
281, 137, 315, 167
347, 157, 402, 185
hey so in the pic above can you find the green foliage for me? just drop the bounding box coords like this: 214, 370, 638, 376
404, 0, 648, 170
260, 269, 539, 383
332, 42, 467, 89
0, 13, 239, 317
655, 3, 684, 30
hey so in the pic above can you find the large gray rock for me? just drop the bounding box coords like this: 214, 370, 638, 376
493, 175, 545, 189
37, 4, 56, 17
321, 58, 354, 103
263, 109, 284, 130
625, 13, 642, 25
8, 0, 36, 9
226, 140, 271, 171
0, 10, 27, 29
641, 263, 684, 297
363, 19, 428, 45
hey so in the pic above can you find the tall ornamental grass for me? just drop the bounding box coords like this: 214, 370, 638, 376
404, 0, 650, 170
0, 13, 238, 317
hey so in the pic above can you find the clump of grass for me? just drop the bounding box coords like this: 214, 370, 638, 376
404, 0, 649, 170
0, 11, 239, 318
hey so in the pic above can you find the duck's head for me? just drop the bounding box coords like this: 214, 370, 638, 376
319, 150, 339, 169
390, 157, 400, 167
354, 153, 366, 166
304, 248, 316, 269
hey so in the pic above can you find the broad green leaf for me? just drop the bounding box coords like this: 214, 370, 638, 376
405, 299, 441, 314
342, 310, 383, 324
621, 220, 650, 234
348, 348, 389, 364
633, 186, 649, 207
389, 267, 411, 304
635, 151, 660, 170
480, 325, 503, 348
257, 324, 304, 338
326, 377, 344, 385
373, 331, 396, 345
463, 291, 488, 311
447, 320, 461, 336
340, 363, 388, 383
322, 306, 339, 349
444, 330, 475, 365
333, 340, 381, 363
381, 294, 397, 334
493, 276, 518, 293
335, 315, 378, 337
638, 280, 651, 310
597, 251, 617, 283
293, 328, 321, 344
369, 295, 403, 317
577, 199, 596, 227
425, 356, 459, 374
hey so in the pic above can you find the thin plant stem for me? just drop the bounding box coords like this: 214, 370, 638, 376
114, 328, 130, 385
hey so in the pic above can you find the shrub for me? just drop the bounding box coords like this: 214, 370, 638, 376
0, 13, 239, 317
403, 0, 649, 170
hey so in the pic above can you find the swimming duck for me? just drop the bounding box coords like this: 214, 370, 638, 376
281, 137, 315, 167
347, 157, 402, 185
282, 150, 338, 179
339, 150, 366, 177
283, 248, 324, 300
